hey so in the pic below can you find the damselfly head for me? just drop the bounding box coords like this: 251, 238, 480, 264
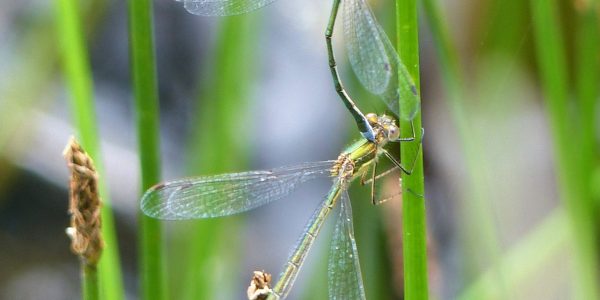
366, 113, 400, 142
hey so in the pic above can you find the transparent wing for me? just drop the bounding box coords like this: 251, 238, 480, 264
343, 0, 420, 121
328, 189, 365, 300
141, 160, 335, 220
272, 178, 346, 299
177, 0, 278, 16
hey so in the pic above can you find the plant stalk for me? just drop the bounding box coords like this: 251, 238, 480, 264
396, 0, 428, 299
127, 0, 165, 299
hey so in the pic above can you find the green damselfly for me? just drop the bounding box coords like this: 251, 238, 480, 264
175, 0, 421, 142
141, 113, 421, 299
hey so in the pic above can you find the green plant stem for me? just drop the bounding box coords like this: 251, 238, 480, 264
127, 0, 165, 299
575, 5, 600, 297
575, 2, 600, 208
530, 1, 600, 299
396, 0, 428, 299
83, 265, 100, 300
55, 0, 124, 299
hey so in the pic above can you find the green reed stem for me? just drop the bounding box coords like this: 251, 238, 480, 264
82, 265, 100, 300
127, 0, 165, 299
575, 1, 600, 205
396, 0, 428, 299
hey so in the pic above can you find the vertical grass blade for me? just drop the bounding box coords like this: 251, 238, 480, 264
575, 1, 600, 207
574, 3, 600, 297
55, 0, 124, 299
127, 0, 165, 299
395, 0, 428, 299
530, 1, 600, 299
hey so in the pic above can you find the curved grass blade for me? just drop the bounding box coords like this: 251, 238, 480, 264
328, 189, 365, 300
343, 0, 420, 120
141, 161, 335, 220
178, 0, 277, 16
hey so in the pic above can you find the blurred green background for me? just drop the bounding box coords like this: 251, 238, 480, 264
0, 0, 598, 299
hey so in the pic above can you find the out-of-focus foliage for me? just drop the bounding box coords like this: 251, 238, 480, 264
0, 0, 598, 299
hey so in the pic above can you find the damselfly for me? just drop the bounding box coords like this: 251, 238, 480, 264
175, 0, 421, 142
141, 113, 422, 299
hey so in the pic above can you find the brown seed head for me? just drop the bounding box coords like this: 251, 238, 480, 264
63, 136, 103, 267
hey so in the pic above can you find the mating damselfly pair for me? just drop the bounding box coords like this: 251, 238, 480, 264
141, 0, 423, 299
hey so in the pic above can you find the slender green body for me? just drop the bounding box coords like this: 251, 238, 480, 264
271, 179, 343, 298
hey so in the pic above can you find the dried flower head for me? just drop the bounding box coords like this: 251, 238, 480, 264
63, 136, 103, 267
247, 270, 273, 300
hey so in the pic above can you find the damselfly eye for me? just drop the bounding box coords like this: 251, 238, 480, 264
387, 125, 400, 141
